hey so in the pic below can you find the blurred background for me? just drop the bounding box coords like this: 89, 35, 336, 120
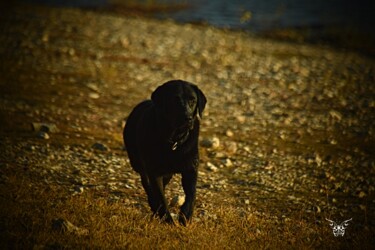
20, 0, 375, 55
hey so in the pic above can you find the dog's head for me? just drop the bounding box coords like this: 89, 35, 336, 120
151, 80, 206, 130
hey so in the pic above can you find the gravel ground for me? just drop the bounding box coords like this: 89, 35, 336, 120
0, 3, 374, 231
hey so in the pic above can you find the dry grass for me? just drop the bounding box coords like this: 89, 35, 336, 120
0, 165, 372, 249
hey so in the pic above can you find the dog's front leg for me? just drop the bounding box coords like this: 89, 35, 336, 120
149, 175, 174, 223
140, 174, 160, 215
179, 168, 198, 225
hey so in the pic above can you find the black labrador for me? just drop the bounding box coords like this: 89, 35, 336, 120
123, 80, 206, 225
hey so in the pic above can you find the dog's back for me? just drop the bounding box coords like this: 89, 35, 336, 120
123, 100, 153, 173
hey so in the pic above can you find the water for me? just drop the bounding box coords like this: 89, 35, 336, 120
156, 0, 374, 34
22, 0, 374, 34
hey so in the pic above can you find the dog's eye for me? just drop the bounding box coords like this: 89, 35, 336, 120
188, 99, 196, 107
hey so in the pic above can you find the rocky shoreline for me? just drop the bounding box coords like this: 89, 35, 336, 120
0, 3, 374, 248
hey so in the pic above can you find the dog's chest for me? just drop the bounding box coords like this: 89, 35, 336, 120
151, 149, 197, 175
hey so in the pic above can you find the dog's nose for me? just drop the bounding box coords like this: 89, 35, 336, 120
185, 117, 194, 125
178, 116, 193, 128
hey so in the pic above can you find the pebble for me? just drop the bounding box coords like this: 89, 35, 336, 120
222, 158, 233, 167
73, 186, 84, 194
358, 191, 366, 198
236, 115, 246, 124
89, 92, 100, 99
92, 142, 108, 151
37, 131, 50, 139
329, 110, 342, 121
225, 129, 234, 137
315, 154, 322, 166
170, 195, 185, 207
200, 137, 220, 149
86, 83, 99, 92
225, 141, 238, 154
206, 162, 218, 172
330, 139, 337, 145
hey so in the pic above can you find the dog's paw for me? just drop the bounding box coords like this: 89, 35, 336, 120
178, 214, 187, 226
178, 212, 192, 226
159, 212, 176, 225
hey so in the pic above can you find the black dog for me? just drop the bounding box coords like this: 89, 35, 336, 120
123, 80, 206, 225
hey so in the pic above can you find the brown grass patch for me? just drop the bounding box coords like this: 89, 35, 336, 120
1, 165, 373, 249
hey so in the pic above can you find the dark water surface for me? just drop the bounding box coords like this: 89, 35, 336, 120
21, 0, 374, 32
161, 0, 374, 34
21, 0, 375, 33
20, 0, 375, 52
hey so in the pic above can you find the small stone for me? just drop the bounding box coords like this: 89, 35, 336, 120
37, 131, 50, 139
170, 212, 178, 220
244, 199, 250, 205
68, 48, 75, 56
200, 138, 211, 148
86, 83, 99, 92
288, 195, 296, 200
121, 37, 130, 48
280, 133, 287, 140
42, 33, 49, 43
73, 186, 84, 194
358, 191, 366, 198
207, 162, 218, 172
92, 142, 108, 151
170, 195, 185, 207
89, 92, 100, 99
225, 129, 234, 137
315, 154, 322, 165
223, 158, 233, 167
236, 115, 246, 124
330, 139, 337, 145
201, 137, 220, 149
329, 110, 342, 121
225, 141, 237, 154
211, 137, 220, 149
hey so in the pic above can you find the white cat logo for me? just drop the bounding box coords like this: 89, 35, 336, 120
326, 218, 352, 237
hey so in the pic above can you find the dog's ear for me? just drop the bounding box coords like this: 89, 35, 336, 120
191, 84, 206, 120
151, 84, 166, 108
